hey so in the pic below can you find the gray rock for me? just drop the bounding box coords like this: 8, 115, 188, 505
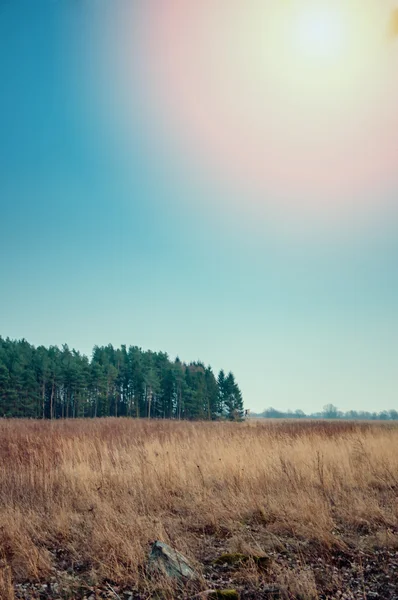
148, 540, 197, 581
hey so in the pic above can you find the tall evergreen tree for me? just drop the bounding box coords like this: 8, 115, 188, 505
224, 372, 244, 420
0, 336, 244, 421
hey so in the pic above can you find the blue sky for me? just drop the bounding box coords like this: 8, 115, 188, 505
1, 1, 397, 413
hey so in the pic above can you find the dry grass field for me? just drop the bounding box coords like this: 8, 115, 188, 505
0, 419, 397, 599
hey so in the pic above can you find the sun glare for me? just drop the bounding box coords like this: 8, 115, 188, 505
293, 4, 347, 59
261, 0, 387, 102
119, 0, 398, 211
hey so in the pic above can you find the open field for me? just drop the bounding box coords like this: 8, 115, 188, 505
0, 419, 397, 599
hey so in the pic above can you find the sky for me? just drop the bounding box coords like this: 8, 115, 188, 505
1, 0, 398, 414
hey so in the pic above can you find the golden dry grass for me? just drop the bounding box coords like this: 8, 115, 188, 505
0, 418, 397, 598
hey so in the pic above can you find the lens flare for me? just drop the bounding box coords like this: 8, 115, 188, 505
292, 3, 348, 59
110, 0, 398, 218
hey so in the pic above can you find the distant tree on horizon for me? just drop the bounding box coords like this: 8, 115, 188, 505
253, 405, 398, 421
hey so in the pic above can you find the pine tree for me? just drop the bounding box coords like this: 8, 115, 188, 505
0, 338, 244, 421
217, 369, 227, 418
224, 372, 244, 421
205, 367, 221, 420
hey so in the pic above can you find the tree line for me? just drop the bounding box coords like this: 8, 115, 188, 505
0, 337, 244, 420
253, 404, 398, 421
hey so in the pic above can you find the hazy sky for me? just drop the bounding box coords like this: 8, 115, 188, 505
1, 1, 398, 413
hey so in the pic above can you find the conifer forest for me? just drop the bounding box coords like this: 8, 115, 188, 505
0, 337, 244, 421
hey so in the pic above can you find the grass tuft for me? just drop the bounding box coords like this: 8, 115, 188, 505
0, 418, 397, 597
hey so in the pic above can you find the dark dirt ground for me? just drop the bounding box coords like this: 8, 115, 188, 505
12, 528, 398, 600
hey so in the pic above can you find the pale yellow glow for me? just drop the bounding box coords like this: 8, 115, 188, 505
292, 3, 348, 59
112, 0, 398, 208
255, 0, 389, 115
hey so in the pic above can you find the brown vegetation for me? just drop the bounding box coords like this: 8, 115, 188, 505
0, 418, 397, 599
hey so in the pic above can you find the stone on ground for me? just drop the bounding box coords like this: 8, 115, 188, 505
148, 540, 197, 582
